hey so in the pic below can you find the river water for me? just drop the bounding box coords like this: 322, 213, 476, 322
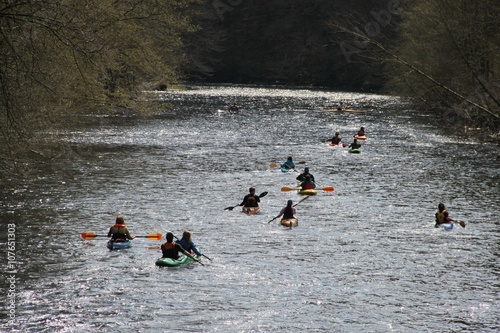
1, 85, 498, 332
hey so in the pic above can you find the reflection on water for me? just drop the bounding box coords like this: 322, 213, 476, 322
1, 85, 498, 332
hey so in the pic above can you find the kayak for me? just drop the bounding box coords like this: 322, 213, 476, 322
242, 206, 260, 214
435, 223, 453, 231
106, 239, 132, 250
354, 135, 367, 140
348, 148, 361, 154
280, 216, 298, 228
297, 188, 317, 195
281, 167, 295, 173
155, 252, 201, 267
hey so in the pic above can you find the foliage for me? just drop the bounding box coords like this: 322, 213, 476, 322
386, 0, 500, 130
205, 0, 392, 89
0, 0, 200, 176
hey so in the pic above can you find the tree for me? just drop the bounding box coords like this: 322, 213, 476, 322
0, 0, 200, 177
386, 0, 499, 130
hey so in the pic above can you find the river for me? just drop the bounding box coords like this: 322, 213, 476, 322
1, 85, 498, 332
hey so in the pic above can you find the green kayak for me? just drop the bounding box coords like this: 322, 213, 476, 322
348, 148, 361, 154
155, 252, 200, 267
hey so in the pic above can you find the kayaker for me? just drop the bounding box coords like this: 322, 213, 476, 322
337, 102, 344, 111
275, 199, 296, 219
356, 126, 365, 137
238, 187, 260, 208
228, 103, 238, 112
300, 174, 316, 189
296, 167, 315, 183
176, 230, 202, 257
349, 138, 361, 149
161, 232, 200, 262
329, 131, 342, 145
107, 215, 135, 241
281, 156, 296, 170
435, 203, 454, 227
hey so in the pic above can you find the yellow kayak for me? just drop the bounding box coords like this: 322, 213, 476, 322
297, 189, 317, 195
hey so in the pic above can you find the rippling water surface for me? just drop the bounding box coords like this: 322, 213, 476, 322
1, 85, 499, 332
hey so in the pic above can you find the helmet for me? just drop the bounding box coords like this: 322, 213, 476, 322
287, 199, 293, 205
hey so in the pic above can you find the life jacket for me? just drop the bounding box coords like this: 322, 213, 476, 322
111, 224, 127, 241
302, 182, 314, 190
436, 210, 447, 224
161, 242, 179, 259
246, 195, 258, 207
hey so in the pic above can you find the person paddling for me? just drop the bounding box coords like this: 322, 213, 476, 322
299, 174, 316, 189
349, 138, 361, 150
161, 232, 200, 262
239, 187, 261, 208
281, 156, 296, 170
176, 230, 202, 257
356, 126, 365, 137
275, 199, 297, 220
228, 103, 238, 112
296, 167, 315, 183
435, 203, 454, 227
329, 131, 342, 145
107, 215, 135, 242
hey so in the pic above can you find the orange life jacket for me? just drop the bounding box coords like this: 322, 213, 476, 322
111, 224, 127, 241
161, 242, 179, 259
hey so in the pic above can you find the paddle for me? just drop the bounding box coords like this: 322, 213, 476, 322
224, 191, 268, 211
172, 234, 212, 261
280, 186, 334, 192
269, 161, 306, 168
267, 196, 310, 223
455, 220, 466, 228
81, 232, 162, 241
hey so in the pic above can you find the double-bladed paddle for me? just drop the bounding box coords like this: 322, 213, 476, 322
456, 220, 466, 228
267, 196, 311, 223
81, 232, 162, 241
224, 191, 268, 211
280, 186, 334, 192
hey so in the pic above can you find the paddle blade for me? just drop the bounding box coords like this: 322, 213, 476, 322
458, 221, 466, 228
322, 186, 334, 192
281, 186, 294, 192
269, 163, 278, 168
297, 161, 306, 164
259, 191, 268, 198
224, 206, 235, 211
145, 233, 162, 240
81, 232, 98, 240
